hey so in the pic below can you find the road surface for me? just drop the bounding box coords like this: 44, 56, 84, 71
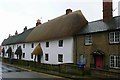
0, 60, 69, 80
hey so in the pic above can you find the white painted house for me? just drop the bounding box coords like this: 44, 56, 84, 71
1, 26, 39, 61
1, 9, 88, 64
40, 37, 74, 64
25, 9, 88, 64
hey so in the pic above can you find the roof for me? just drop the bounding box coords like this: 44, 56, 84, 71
25, 10, 88, 42
2, 27, 34, 46
32, 44, 43, 55
76, 16, 120, 35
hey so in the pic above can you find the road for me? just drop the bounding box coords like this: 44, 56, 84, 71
0, 60, 69, 80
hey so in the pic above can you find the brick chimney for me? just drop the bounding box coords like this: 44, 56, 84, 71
103, 0, 113, 22
23, 26, 27, 32
36, 19, 41, 26
15, 30, 18, 35
66, 9, 72, 15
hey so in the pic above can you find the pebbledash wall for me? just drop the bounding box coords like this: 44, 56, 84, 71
40, 37, 73, 64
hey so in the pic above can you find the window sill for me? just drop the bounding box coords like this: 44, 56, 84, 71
109, 42, 120, 45
85, 43, 92, 46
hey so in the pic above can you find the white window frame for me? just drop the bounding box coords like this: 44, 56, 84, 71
58, 40, 63, 47
110, 55, 120, 69
22, 53, 25, 58
45, 53, 49, 61
109, 31, 120, 44
46, 42, 49, 48
31, 43, 34, 48
58, 54, 63, 62
85, 35, 92, 45
23, 44, 25, 48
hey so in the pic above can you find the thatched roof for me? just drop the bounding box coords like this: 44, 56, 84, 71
32, 44, 43, 55
25, 10, 88, 42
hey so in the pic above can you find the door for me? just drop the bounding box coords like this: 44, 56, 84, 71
37, 55, 41, 63
96, 56, 103, 69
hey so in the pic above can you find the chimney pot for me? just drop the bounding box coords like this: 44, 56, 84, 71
24, 26, 27, 32
36, 19, 41, 26
66, 9, 72, 15
15, 30, 18, 35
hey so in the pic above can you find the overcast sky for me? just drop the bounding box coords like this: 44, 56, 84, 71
0, 0, 119, 44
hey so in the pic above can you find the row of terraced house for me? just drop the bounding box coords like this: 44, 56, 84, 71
1, 0, 120, 72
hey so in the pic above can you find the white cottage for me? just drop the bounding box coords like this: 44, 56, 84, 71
1, 22, 41, 61
25, 9, 88, 64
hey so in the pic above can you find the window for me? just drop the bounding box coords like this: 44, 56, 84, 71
79, 55, 86, 64
59, 40, 63, 47
23, 44, 25, 48
58, 54, 63, 62
46, 42, 49, 47
109, 31, 120, 43
110, 55, 120, 69
13, 45, 14, 49
31, 54, 33, 59
45, 54, 49, 61
23, 53, 25, 58
85, 35, 92, 45
31, 43, 34, 48
17, 45, 18, 48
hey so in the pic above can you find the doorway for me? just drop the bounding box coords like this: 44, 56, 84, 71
95, 56, 103, 69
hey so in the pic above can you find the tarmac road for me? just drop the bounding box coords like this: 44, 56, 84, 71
1, 62, 69, 80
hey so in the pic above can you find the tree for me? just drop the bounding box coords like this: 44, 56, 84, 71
15, 46, 22, 60
2, 47, 5, 57
6, 47, 12, 59
6, 47, 13, 64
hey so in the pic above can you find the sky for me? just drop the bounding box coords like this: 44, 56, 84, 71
0, 0, 119, 45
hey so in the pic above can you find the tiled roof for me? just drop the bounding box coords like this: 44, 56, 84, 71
76, 16, 120, 35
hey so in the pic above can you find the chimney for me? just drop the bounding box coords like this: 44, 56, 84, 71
24, 26, 27, 32
15, 30, 18, 35
9, 34, 11, 37
36, 19, 41, 26
66, 9, 72, 15
103, 0, 113, 22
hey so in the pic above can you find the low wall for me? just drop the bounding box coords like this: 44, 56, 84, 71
91, 68, 120, 78
2, 58, 83, 76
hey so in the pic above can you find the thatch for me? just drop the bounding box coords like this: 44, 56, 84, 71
25, 10, 88, 42
32, 44, 43, 55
